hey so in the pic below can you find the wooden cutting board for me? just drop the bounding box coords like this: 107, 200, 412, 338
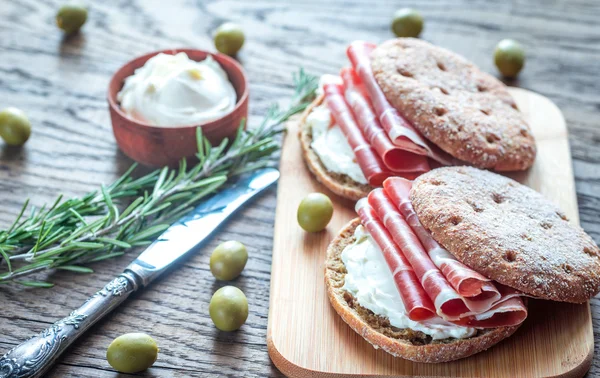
267, 88, 593, 378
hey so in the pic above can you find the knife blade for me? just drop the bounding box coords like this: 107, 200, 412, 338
127, 167, 280, 285
0, 167, 279, 378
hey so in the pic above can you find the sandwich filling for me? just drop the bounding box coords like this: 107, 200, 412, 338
342, 225, 477, 340
341, 176, 528, 334
310, 41, 454, 187
307, 104, 368, 185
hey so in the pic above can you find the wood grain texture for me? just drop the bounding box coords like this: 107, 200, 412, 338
0, 0, 599, 377
268, 88, 592, 377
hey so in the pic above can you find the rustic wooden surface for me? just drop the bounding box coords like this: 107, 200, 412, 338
269, 88, 593, 377
0, 0, 598, 377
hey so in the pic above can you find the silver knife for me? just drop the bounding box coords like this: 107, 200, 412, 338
0, 167, 280, 378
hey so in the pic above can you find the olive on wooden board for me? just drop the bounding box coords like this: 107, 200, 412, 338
297, 193, 334, 233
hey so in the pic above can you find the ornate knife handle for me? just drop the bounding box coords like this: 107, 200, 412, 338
0, 271, 141, 378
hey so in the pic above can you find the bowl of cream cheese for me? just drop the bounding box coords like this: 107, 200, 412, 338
108, 48, 248, 167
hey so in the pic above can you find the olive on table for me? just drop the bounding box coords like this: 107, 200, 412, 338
214, 22, 245, 56
297, 193, 334, 233
56, 3, 88, 34
106, 333, 158, 373
209, 286, 249, 331
0, 107, 31, 146
494, 39, 525, 78
391, 8, 424, 38
210, 240, 248, 281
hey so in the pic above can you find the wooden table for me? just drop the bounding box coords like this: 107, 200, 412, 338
0, 0, 598, 377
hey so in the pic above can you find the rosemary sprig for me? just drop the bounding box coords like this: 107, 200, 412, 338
0, 68, 318, 287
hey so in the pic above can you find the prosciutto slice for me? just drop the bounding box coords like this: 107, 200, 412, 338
322, 77, 393, 186
362, 187, 528, 327
453, 297, 527, 328
383, 177, 501, 308
340, 67, 430, 175
367, 188, 469, 318
346, 41, 453, 166
356, 199, 436, 321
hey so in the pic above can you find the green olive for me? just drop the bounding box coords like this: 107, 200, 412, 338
56, 3, 88, 34
297, 193, 334, 233
494, 39, 525, 78
214, 22, 245, 56
391, 8, 424, 38
106, 333, 158, 373
0, 107, 31, 146
210, 241, 248, 281
209, 286, 249, 331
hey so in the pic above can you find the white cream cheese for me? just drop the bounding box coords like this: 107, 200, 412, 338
341, 225, 477, 340
307, 105, 368, 184
117, 52, 237, 126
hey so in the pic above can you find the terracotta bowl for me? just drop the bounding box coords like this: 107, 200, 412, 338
107, 48, 248, 167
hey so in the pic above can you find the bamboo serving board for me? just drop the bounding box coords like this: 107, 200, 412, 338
267, 88, 593, 378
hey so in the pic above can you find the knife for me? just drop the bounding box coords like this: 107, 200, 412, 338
0, 167, 280, 378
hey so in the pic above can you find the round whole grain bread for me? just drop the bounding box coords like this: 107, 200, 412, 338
371, 38, 536, 171
325, 218, 520, 363
298, 94, 372, 201
410, 166, 600, 303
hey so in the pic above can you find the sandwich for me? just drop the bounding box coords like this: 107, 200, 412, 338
325, 166, 600, 362
299, 38, 537, 200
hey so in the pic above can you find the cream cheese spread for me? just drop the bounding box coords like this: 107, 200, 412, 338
117, 52, 237, 126
341, 225, 477, 340
306, 104, 368, 184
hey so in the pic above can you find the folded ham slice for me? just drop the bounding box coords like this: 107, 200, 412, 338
340, 67, 430, 175
383, 177, 500, 305
356, 199, 436, 321
322, 77, 393, 186
368, 188, 470, 318
347, 41, 454, 166
357, 183, 528, 328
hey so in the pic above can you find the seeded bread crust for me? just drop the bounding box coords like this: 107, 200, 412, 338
410, 166, 600, 303
325, 218, 520, 363
371, 38, 536, 171
298, 94, 373, 201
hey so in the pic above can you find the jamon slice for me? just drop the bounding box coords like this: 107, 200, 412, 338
383, 177, 502, 310
355, 198, 436, 321
322, 78, 393, 186
340, 67, 430, 174
366, 188, 527, 327
347, 41, 453, 166
367, 189, 469, 318
453, 297, 528, 328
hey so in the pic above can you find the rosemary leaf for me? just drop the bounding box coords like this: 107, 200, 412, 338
13, 260, 53, 274
7, 199, 29, 235
18, 281, 54, 288
57, 265, 94, 273
71, 242, 107, 249
88, 252, 125, 263
97, 238, 132, 249
128, 224, 171, 243
143, 202, 172, 217
0, 247, 11, 272
32, 245, 77, 260
120, 197, 145, 220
